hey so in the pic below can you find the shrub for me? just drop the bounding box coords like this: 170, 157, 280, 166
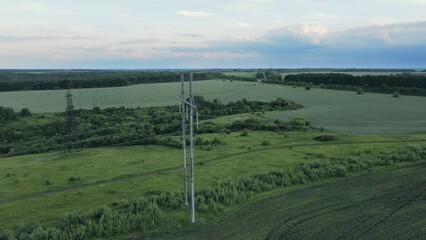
68, 176, 81, 182
20, 108, 31, 117
262, 140, 271, 146
314, 135, 337, 142
357, 88, 363, 95
240, 129, 250, 137
393, 92, 400, 98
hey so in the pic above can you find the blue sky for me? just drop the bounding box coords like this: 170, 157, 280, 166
0, 0, 425, 69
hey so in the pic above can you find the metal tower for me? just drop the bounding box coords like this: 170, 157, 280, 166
65, 88, 77, 149
180, 73, 197, 224
180, 74, 189, 206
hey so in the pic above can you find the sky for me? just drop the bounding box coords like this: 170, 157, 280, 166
0, 0, 425, 69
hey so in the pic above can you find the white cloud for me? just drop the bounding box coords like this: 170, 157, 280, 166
312, 13, 341, 20
22, 1, 76, 15
176, 11, 213, 17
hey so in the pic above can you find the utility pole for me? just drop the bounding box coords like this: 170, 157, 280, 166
180, 74, 188, 206
180, 73, 197, 224
65, 88, 77, 151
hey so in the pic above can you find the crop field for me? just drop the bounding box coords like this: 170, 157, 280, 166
1, 132, 425, 230
0, 80, 425, 135
150, 163, 426, 240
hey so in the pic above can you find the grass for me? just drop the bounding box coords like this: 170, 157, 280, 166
0, 80, 425, 134
0, 131, 425, 230
148, 162, 426, 240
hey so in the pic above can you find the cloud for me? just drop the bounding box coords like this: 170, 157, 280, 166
176, 11, 213, 17
22, 2, 76, 15
311, 13, 341, 20
328, 21, 426, 46
177, 33, 205, 38
167, 21, 426, 68
0, 35, 88, 43
119, 38, 158, 45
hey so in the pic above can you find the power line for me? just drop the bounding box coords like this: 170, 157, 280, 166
1, 130, 183, 158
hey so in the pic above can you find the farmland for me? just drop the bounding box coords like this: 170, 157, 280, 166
0, 80, 425, 134
148, 163, 426, 240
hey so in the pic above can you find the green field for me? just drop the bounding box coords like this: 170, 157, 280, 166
1, 132, 425, 231
0, 80, 425, 134
148, 163, 426, 240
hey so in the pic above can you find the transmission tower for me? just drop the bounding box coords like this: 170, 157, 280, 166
180, 73, 198, 224
180, 74, 189, 206
65, 88, 77, 150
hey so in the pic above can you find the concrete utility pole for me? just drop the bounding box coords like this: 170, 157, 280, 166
180, 73, 197, 224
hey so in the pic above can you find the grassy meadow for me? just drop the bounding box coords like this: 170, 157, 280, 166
1, 131, 425, 230
0, 80, 425, 134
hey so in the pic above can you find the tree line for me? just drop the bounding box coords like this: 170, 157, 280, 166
263, 73, 426, 96
0, 71, 254, 92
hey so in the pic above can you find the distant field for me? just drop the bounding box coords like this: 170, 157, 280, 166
155, 163, 426, 240
0, 80, 425, 134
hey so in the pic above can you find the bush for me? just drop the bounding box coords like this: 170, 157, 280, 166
262, 140, 271, 146
393, 92, 400, 98
68, 176, 81, 182
20, 108, 31, 117
357, 88, 363, 95
240, 129, 250, 137
314, 135, 337, 142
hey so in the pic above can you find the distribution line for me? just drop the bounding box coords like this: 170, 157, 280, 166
0, 130, 185, 158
